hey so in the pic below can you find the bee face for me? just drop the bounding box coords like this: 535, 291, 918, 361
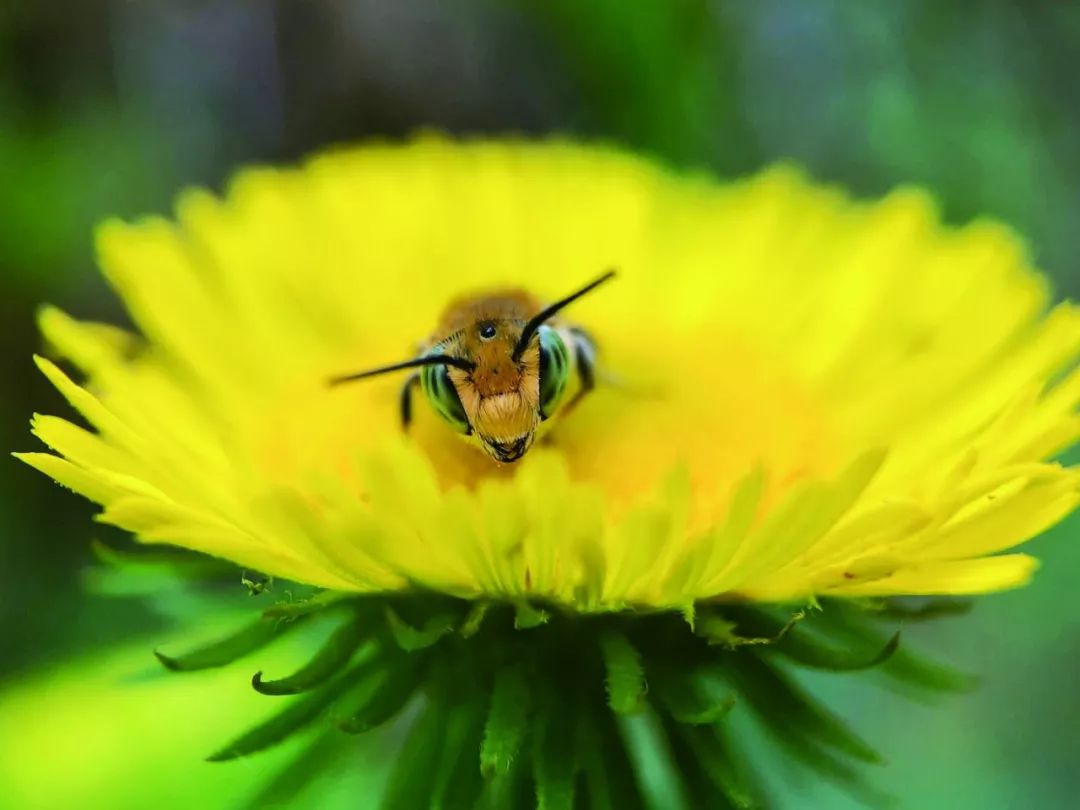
448, 321, 541, 462
420, 322, 572, 463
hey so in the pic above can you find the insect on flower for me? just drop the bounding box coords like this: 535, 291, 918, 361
330, 270, 616, 463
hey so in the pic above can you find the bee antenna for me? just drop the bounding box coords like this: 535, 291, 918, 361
512, 269, 616, 361
328, 354, 475, 386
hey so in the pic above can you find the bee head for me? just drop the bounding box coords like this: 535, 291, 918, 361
329, 270, 614, 464
440, 319, 545, 463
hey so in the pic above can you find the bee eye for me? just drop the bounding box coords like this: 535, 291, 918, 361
537, 325, 570, 419
420, 361, 471, 434
478, 323, 497, 340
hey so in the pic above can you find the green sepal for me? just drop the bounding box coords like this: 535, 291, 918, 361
679, 603, 696, 631
513, 600, 550, 629
337, 656, 425, 734
599, 630, 646, 714
461, 601, 492, 638
795, 742, 885, 803
760, 726, 891, 807
480, 759, 531, 810
694, 614, 743, 646
91, 538, 228, 577
883, 648, 977, 694
206, 669, 354, 761
385, 607, 457, 651
864, 597, 972, 622
380, 697, 447, 810
262, 590, 352, 619
777, 629, 901, 672
814, 604, 975, 692
731, 655, 882, 765
734, 608, 902, 672
579, 695, 648, 810
651, 667, 735, 725
252, 614, 370, 695
532, 689, 579, 810
726, 657, 891, 804
480, 664, 532, 777
155, 616, 294, 672
661, 715, 754, 809
694, 610, 793, 648
239, 732, 343, 810
430, 687, 487, 810
617, 711, 691, 810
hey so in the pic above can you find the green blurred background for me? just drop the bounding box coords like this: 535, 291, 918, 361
1, 2, 1078, 808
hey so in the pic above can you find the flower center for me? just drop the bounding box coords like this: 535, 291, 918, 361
552, 329, 840, 529
258, 328, 839, 534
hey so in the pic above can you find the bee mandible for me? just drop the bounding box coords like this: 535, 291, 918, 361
330, 270, 615, 463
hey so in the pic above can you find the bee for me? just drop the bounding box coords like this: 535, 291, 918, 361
330, 270, 615, 463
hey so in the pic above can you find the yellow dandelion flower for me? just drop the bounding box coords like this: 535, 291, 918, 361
18, 138, 1080, 807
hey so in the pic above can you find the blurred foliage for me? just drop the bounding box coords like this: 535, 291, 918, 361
511, 0, 759, 169
1, 1, 1078, 808
0, 610, 397, 809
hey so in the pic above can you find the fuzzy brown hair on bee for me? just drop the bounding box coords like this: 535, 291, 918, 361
330, 270, 614, 463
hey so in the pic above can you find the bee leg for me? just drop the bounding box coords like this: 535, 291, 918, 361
399, 373, 420, 430
558, 328, 598, 419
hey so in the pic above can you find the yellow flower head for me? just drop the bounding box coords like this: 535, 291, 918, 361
18, 138, 1080, 808
20, 138, 1080, 612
